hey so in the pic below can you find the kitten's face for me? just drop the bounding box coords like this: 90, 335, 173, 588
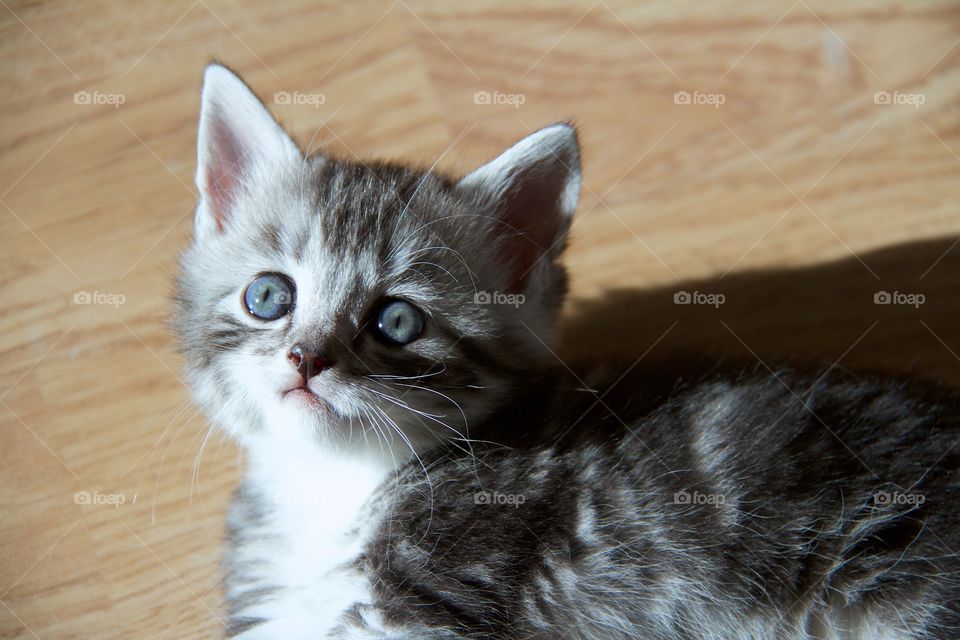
174, 65, 580, 458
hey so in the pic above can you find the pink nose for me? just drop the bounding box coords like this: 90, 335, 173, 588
288, 344, 331, 381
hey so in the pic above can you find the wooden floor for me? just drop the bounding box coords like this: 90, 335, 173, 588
2, 1, 959, 637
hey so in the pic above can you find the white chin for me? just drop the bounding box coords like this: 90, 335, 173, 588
266, 396, 334, 439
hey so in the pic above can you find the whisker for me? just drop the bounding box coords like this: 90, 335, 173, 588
408, 260, 464, 289
364, 404, 400, 472
374, 405, 435, 542
361, 383, 494, 470
365, 365, 448, 381
189, 422, 218, 513
393, 382, 470, 436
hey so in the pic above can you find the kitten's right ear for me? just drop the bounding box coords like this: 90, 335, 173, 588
195, 64, 300, 239
457, 124, 580, 294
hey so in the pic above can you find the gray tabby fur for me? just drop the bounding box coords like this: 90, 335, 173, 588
174, 64, 960, 639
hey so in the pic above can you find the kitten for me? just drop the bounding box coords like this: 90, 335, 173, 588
174, 64, 960, 639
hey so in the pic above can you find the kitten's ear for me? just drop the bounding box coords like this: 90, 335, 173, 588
458, 124, 580, 293
195, 64, 301, 239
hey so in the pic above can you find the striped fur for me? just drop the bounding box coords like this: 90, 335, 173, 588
173, 65, 960, 639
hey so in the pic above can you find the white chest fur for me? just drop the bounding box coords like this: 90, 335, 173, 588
232, 427, 399, 638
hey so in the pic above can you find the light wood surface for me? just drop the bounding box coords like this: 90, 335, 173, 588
2, 1, 959, 637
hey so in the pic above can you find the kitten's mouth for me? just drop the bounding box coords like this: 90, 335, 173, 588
282, 385, 327, 410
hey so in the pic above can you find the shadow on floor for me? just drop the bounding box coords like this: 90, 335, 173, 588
557, 235, 960, 388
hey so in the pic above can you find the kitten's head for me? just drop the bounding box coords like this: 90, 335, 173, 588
174, 64, 580, 459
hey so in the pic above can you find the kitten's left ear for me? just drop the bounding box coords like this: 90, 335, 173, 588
195, 64, 301, 240
457, 124, 580, 293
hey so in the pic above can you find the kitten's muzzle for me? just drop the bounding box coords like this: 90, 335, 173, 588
288, 344, 332, 382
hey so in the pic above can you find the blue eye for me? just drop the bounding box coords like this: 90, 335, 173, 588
375, 299, 424, 345
243, 273, 295, 320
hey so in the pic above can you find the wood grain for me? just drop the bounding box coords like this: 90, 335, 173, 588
2, 1, 959, 637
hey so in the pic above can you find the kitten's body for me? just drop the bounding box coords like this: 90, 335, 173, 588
175, 66, 960, 639
225, 366, 960, 639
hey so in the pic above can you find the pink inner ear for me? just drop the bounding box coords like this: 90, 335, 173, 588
204, 119, 246, 232
496, 178, 565, 294
205, 160, 237, 232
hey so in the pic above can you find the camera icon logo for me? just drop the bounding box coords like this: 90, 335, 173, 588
474, 291, 492, 304
673, 91, 691, 105
74, 291, 92, 304
873, 91, 892, 105
674, 291, 691, 304
474, 491, 491, 505
274, 91, 291, 105
473, 91, 492, 105
673, 489, 691, 504
874, 291, 891, 305
73, 491, 91, 504
73, 91, 91, 105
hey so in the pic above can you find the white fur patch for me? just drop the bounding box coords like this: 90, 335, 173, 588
230, 422, 397, 638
